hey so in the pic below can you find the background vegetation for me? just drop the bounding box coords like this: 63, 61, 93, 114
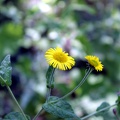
0, 0, 120, 120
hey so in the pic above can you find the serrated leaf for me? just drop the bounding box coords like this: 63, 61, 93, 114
43, 96, 80, 120
46, 66, 55, 88
3, 112, 30, 120
0, 55, 12, 86
96, 102, 110, 116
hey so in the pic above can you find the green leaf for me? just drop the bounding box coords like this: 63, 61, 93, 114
96, 102, 110, 116
116, 92, 120, 104
3, 112, 30, 120
72, 4, 96, 14
43, 96, 80, 120
0, 55, 12, 86
46, 66, 55, 88
0, 75, 6, 86
116, 93, 120, 114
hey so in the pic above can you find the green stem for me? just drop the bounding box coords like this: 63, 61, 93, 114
115, 115, 120, 120
59, 68, 92, 100
113, 108, 120, 120
33, 67, 55, 120
32, 108, 44, 120
46, 88, 52, 101
50, 67, 93, 104
6, 86, 28, 120
81, 103, 118, 120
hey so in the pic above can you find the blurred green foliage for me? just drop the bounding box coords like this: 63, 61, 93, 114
0, 0, 120, 119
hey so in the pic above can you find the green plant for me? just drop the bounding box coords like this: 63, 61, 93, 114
0, 47, 119, 120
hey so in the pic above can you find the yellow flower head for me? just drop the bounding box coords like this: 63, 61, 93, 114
85, 55, 103, 71
45, 47, 75, 70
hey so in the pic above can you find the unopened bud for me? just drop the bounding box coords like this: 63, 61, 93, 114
113, 108, 117, 115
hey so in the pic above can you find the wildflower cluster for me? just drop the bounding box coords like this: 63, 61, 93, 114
0, 47, 109, 120
45, 47, 103, 72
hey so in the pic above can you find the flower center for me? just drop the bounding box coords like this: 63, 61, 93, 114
90, 60, 98, 66
53, 52, 67, 63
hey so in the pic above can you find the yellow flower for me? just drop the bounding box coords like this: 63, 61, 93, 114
85, 55, 103, 71
45, 47, 75, 70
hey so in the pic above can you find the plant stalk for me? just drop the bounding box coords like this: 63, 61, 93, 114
81, 103, 118, 120
6, 86, 28, 120
50, 67, 93, 104
32, 108, 44, 120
